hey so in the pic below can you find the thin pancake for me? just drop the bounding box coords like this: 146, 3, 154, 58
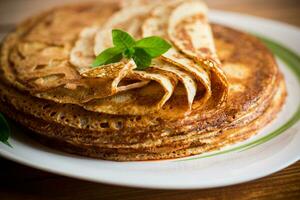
67, 1, 216, 115
142, 0, 217, 110
168, 0, 228, 104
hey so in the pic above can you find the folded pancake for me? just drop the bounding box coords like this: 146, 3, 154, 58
2, 0, 226, 116
82, 59, 179, 114
142, 0, 227, 109
152, 59, 197, 108
68, 6, 179, 114
67, 5, 180, 111
67, 0, 224, 115
168, 0, 228, 102
70, 26, 150, 101
82, 60, 150, 94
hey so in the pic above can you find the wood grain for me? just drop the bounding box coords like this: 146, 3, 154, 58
0, 158, 299, 200
0, 0, 299, 199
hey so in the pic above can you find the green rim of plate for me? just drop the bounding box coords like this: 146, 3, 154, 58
179, 36, 300, 161
0, 113, 12, 147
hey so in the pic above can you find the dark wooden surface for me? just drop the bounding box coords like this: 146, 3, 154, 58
0, 157, 299, 200
0, 0, 299, 199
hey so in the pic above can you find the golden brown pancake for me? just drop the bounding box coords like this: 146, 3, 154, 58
0, 1, 286, 161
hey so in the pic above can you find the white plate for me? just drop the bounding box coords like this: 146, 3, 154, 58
0, 10, 300, 189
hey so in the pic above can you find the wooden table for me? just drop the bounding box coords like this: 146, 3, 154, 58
0, 0, 299, 199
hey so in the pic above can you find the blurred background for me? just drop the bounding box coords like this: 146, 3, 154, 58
0, 0, 299, 27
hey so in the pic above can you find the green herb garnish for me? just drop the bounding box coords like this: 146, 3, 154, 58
0, 113, 12, 147
92, 29, 171, 70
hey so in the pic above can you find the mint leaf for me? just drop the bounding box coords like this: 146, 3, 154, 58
92, 29, 173, 70
133, 48, 152, 70
92, 47, 123, 67
112, 29, 136, 49
136, 36, 171, 58
123, 47, 135, 59
0, 113, 12, 147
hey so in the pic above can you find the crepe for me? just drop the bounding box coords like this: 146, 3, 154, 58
0, 1, 286, 161
69, 0, 226, 115
142, 0, 227, 109
22, 1, 202, 115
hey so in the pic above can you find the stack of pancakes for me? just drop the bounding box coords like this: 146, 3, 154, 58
0, 0, 286, 161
